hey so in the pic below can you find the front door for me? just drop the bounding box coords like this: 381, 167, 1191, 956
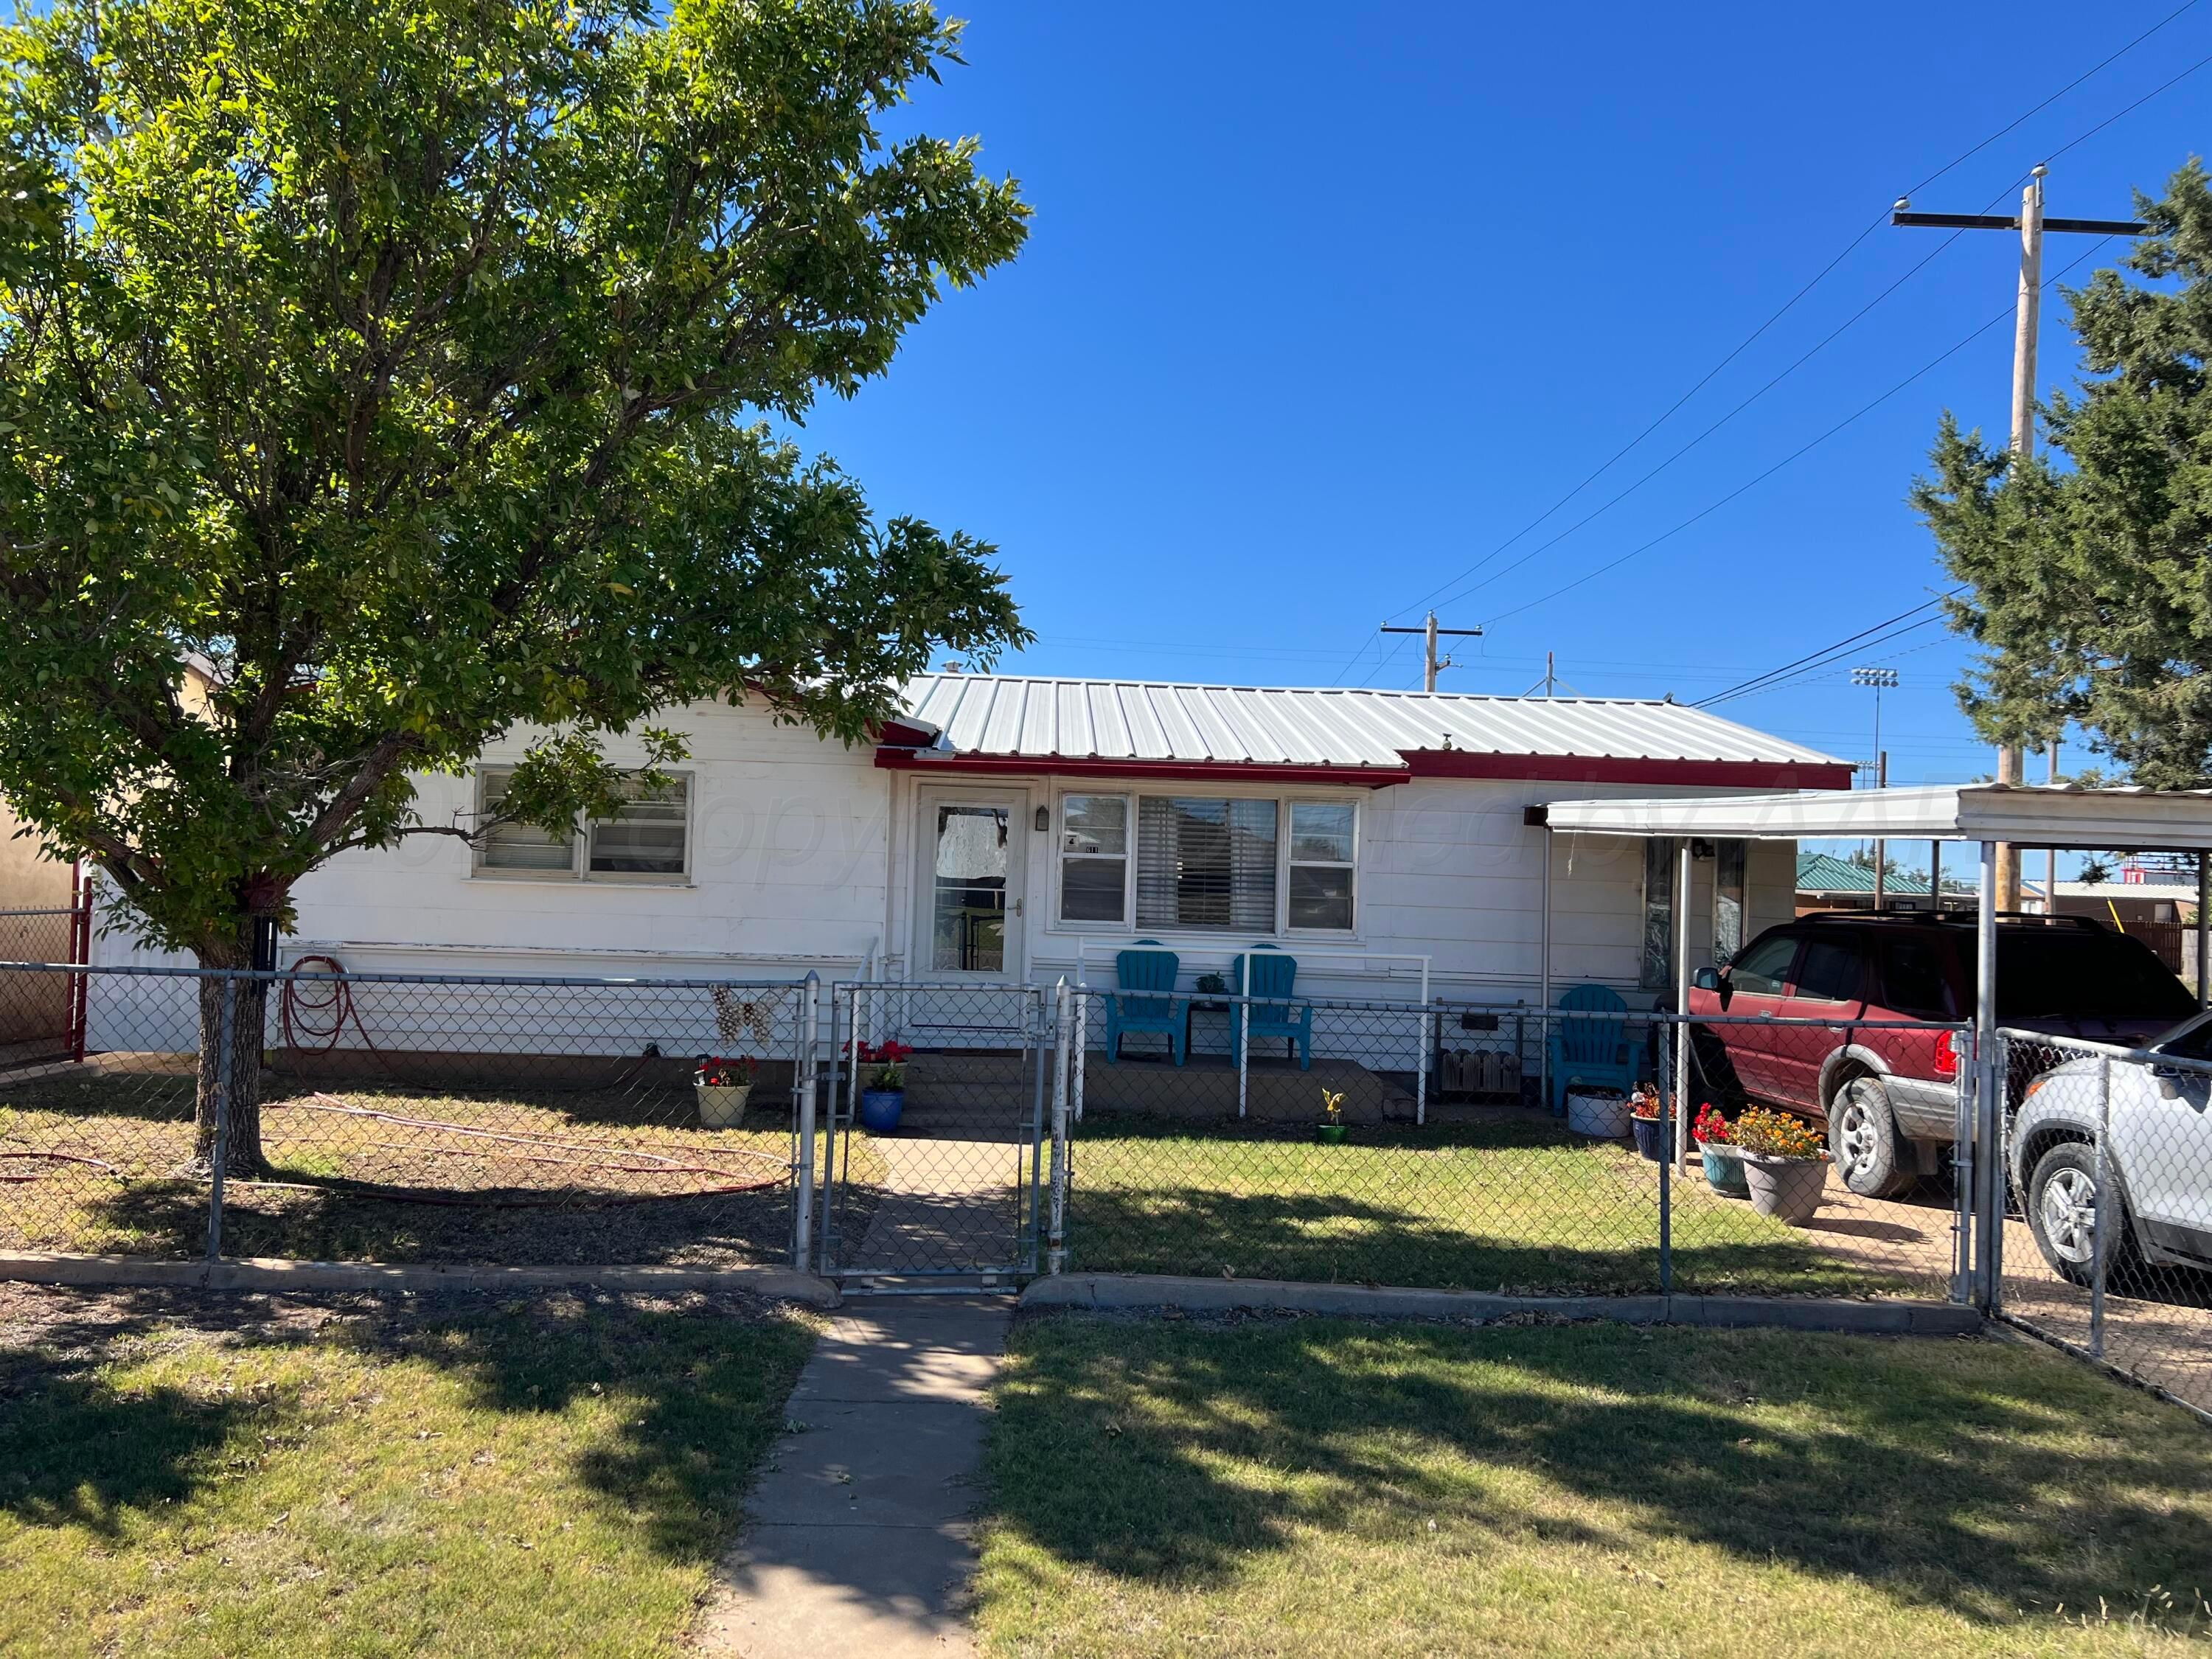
916, 791, 1028, 981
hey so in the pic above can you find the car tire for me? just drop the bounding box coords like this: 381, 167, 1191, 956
2024, 1140, 2134, 1288
1832, 1077, 1913, 1198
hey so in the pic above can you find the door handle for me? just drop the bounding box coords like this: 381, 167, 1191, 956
1012, 898, 1023, 917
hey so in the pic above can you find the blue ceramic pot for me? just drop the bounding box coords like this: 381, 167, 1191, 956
859, 1088, 905, 1131
1702, 1144, 1750, 1198
1630, 1113, 1669, 1161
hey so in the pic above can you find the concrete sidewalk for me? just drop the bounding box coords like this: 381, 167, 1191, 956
694, 1295, 1012, 1658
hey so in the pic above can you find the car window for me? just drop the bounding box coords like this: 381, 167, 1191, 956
1791, 936, 1865, 1003
1879, 936, 1952, 1019
1977, 930, 2199, 1020
1728, 933, 1797, 995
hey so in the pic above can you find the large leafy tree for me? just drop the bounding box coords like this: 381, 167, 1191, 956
1914, 161, 2212, 788
0, 0, 1029, 1172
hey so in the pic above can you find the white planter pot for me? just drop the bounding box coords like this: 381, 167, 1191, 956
1566, 1091, 1632, 1138
695, 1082, 754, 1128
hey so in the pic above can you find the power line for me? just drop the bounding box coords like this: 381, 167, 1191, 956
1335, 2, 2204, 684
1472, 235, 2118, 633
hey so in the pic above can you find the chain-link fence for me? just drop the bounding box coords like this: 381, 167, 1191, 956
1999, 1028, 2212, 1420
1051, 988, 1968, 1301
0, 961, 815, 1267
814, 980, 1051, 1279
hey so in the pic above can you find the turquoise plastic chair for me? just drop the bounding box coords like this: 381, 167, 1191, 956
1230, 945, 1312, 1069
1545, 984, 1633, 1113
1106, 940, 1185, 1064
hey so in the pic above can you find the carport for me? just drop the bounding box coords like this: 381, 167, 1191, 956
1540, 782, 2212, 1308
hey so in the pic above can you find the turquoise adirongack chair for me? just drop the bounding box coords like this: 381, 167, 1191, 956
1230, 945, 1313, 1070
1106, 940, 1185, 1064
1545, 983, 1635, 1113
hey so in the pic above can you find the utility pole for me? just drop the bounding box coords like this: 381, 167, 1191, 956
1853, 667, 1897, 911
2047, 739, 2061, 915
1893, 166, 2145, 915
1380, 611, 1483, 692
1520, 652, 1583, 699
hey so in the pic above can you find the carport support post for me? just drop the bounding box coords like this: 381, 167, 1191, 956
1674, 842, 1693, 1166
1974, 840, 2003, 1312
793, 974, 818, 1274
2090, 1060, 2110, 1358
2197, 854, 2209, 1009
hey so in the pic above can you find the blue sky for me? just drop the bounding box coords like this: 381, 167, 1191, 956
787, 1, 2209, 815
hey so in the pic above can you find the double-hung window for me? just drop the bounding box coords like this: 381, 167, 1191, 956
1054, 792, 1357, 933
474, 767, 692, 883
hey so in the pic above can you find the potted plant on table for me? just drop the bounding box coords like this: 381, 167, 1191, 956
1627, 1084, 1669, 1161
1693, 1104, 1750, 1198
1731, 1105, 1829, 1224
695, 1054, 758, 1127
858, 1040, 914, 1132
1317, 1088, 1347, 1145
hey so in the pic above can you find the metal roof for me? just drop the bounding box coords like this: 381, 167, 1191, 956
1548, 782, 2212, 850
896, 675, 1844, 771
1796, 852, 1933, 895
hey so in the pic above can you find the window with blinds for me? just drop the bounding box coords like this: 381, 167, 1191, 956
1135, 797, 1278, 931
588, 775, 689, 877
476, 767, 575, 874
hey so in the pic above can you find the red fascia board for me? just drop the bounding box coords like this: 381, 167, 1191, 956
874, 718, 938, 748
873, 750, 1407, 789
1402, 751, 1857, 791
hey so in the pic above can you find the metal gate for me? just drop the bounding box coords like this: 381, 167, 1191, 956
814, 981, 1056, 1280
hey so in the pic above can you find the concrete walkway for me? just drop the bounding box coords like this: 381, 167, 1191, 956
694, 1295, 1012, 1658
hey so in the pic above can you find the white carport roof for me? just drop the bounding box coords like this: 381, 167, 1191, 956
1543, 782, 2212, 851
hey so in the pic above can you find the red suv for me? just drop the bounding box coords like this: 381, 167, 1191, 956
1685, 913, 2197, 1197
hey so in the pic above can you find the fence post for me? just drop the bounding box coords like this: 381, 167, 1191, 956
206, 975, 236, 1265
1950, 1027, 1975, 1305
1656, 1020, 1672, 1295
1048, 979, 1071, 1275
1415, 1002, 1429, 1127
1237, 985, 1250, 1121
1977, 1031, 2006, 1314
1071, 987, 1088, 1123
2090, 1057, 2110, 1358
794, 974, 818, 1275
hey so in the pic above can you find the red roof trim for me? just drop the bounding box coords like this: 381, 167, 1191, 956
874, 718, 938, 748
1402, 751, 1857, 790
873, 751, 1406, 788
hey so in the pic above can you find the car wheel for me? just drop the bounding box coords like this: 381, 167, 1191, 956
2025, 1141, 2133, 1287
1832, 1077, 1912, 1198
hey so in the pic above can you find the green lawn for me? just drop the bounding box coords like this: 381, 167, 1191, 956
0, 1068, 877, 1266
0, 1282, 815, 1656
1067, 1113, 1938, 1295
977, 1313, 2212, 1658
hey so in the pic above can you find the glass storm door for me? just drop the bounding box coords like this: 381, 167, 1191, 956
919, 793, 1027, 979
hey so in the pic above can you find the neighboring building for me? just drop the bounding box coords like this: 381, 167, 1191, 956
88, 675, 1851, 1022
1794, 851, 1975, 916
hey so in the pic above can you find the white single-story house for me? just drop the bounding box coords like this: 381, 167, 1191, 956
91, 673, 1849, 1015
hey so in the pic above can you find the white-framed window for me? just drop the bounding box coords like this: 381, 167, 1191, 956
1286, 801, 1357, 931
1054, 790, 1357, 934
473, 767, 692, 883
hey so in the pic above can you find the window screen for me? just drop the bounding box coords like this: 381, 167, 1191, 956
587, 776, 689, 876
1136, 797, 1277, 931
1713, 839, 1746, 965
477, 768, 574, 873
1640, 838, 1677, 991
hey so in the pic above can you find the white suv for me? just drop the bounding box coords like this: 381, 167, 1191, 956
2009, 1012, 2212, 1285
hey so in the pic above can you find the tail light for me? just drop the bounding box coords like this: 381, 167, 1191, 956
1933, 1030, 1960, 1080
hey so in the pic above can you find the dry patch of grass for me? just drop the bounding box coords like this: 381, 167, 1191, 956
0, 1067, 880, 1265
0, 1281, 815, 1656
977, 1312, 2212, 1658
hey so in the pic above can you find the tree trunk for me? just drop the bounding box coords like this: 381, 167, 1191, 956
192, 953, 268, 1178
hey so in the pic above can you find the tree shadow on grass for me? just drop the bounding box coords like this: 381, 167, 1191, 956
987, 1316, 2212, 1634
0, 1284, 815, 1568
1065, 1181, 1903, 1297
